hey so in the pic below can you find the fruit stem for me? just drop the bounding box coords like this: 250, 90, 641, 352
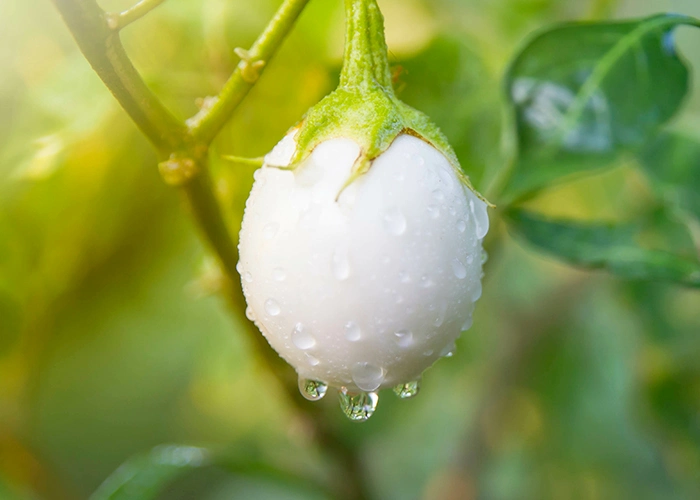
339, 0, 394, 92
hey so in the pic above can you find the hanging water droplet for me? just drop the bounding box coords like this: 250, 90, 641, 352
272, 267, 286, 281
481, 248, 489, 264
393, 329, 413, 348
451, 258, 467, 279
383, 207, 407, 236
352, 362, 385, 392
472, 280, 483, 301
427, 204, 440, 219
344, 321, 361, 342
470, 197, 489, 240
245, 306, 255, 321
291, 323, 316, 350
440, 341, 456, 358
298, 377, 327, 401
332, 248, 351, 281
393, 380, 420, 399
461, 315, 473, 331
264, 298, 281, 316
338, 389, 379, 422
243, 272, 253, 283
457, 219, 467, 233
263, 222, 279, 239
236, 261, 243, 274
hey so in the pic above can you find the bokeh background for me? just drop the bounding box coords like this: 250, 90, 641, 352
1, 0, 700, 498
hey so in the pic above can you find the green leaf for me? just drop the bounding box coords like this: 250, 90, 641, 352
637, 131, 700, 222
502, 14, 700, 201
505, 208, 700, 287
90, 445, 210, 500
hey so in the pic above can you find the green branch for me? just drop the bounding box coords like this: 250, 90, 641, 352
51, 0, 186, 155
107, 0, 169, 30
190, 0, 311, 143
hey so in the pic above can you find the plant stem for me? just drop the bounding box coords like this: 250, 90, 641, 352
191, 0, 311, 143
109, 0, 168, 30
51, 0, 186, 155
340, 0, 393, 91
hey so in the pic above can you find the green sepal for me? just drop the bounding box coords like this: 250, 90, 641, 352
276, 0, 491, 205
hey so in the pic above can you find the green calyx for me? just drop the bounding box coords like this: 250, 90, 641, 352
284, 0, 488, 203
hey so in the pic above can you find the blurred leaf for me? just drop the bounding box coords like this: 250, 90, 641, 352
638, 131, 700, 222
90, 445, 210, 500
399, 34, 502, 188
503, 14, 699, 200
505, 208, 700, 286
0, 292, 22, 357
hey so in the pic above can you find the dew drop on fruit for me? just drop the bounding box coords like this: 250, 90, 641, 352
332, 248, 351, 281
393, 329, 413, 348
298, 377, 327, 401
272, 267, 286, 281
393, 380, 420, 399
440, 341, 456, 358
263, 222, 279, 240
291, 322, 316, 350
461, 315, 473, 331
264, 298, 281, 316
352, 362, 385, 391
382, 207, 407, 236
451, 258, 467, 279
344, 321, 361, 342
338, 389, 379, 422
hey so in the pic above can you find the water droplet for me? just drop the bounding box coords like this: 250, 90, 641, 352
383, 208, 407, 236
332, 248, 351, 281
243, 272, 253, 283
433, 303, 448, 327
398, 271, 411, 283
461, 315, 473, 331
352, 362, 385, 392
236, 261, 243, 274
420, 275, 434, 288
438, 167, 455, 190
338, 389, 379, 422
427, 204, 440, 219
263, 222, 279, 239
469, 198, 490, 240
305, 353, 320, 366
451, 258, 467, 279
298, 377, 327, 401
440, 341, 456, 358
395, 295, 404, 304
423, 349, 434, 356
345, 321, 361, 342
417, 155, 426, 166
457, 220, 467, 233
264, 298, 281, 316
393, 380, 420, 399
467, 254, 474, 265
273, 267, 286, 281
481, 249, 489, 265
291, 323, 316, 350
393, 329, 413, 348
432, 189, 445, 202
245, 306, 255, 321
472, 280, 483, 301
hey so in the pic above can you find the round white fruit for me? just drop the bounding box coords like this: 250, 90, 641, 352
238, 134, 489, 392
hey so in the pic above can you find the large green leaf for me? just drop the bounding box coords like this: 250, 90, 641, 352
638, 131, 700, 222
502, 14, 700, 201
505, 208, 700, 287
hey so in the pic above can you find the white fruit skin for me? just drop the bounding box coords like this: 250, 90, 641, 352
238, 134, 489, 393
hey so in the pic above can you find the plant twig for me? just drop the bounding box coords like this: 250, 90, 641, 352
52, 0, 186, 155
106, 0, 169, 31
190, 0, 311, 143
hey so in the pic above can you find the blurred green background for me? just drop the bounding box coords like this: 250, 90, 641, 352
1, 0, 700, 498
